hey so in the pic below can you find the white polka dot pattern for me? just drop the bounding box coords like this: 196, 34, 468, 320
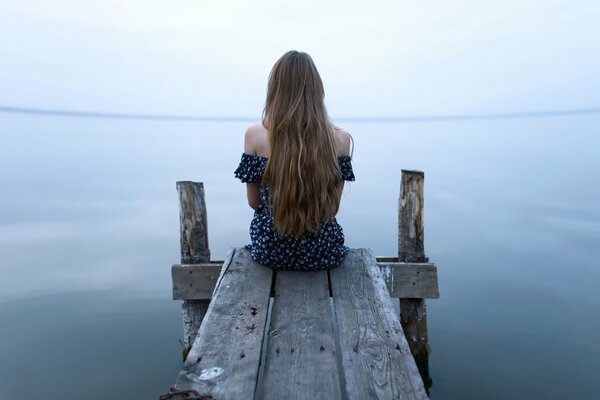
234, 153, 355, 271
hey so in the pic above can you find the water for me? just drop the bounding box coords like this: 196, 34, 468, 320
1, 114, 599, 398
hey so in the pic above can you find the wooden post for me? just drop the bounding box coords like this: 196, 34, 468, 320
398, 170, 431, 379
177, 181, 211, 356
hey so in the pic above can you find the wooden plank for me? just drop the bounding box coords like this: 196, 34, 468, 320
177, 181, 211, 351
177, 181, 210, 263
173, 257, 438, 300
398, 170, 431, 374
261, 271, 341, 400
329, 249, 427, 400
172, 263, 224, 300
377, 262, 439, 299
173, 247, 273, 400
398, 171, 427, 263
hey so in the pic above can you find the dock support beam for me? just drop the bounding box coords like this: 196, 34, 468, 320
398, 170, 431, 384
177, 181, 211, 356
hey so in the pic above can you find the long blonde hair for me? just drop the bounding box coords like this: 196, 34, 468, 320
262, 51, 341, 237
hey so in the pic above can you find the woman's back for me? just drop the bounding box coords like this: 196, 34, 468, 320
244, 123, 352, 160
234, 50, 355, 271
234, 150, 354, 271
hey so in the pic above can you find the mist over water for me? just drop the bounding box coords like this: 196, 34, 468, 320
1, 114, 599, 398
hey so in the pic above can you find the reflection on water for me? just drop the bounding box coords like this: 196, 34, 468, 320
0, 115, 599, 398
0, 291, 182, 399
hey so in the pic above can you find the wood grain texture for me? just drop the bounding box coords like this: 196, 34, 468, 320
397, 170, 431, 372
173, 260, 438, 300
177, 181, 210, 264
176, 181, 212, 350
172, 263, 224, 300
261, 271, 341, 400
398, 171, 427, 263
329, 249, 428, 400
400, 299, 429, 365
377, 262, 439, 299
174, 247, 273, 400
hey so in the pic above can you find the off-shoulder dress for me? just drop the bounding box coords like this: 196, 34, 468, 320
234, 154, 355, 271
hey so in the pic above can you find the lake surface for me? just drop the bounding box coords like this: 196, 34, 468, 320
1, 114, 599, 399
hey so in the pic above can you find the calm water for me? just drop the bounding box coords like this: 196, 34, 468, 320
1, 114, 599, 399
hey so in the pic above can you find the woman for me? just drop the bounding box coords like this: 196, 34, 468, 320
234, 50, 354, 271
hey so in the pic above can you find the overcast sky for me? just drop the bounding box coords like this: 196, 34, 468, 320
1, 1, 599, 119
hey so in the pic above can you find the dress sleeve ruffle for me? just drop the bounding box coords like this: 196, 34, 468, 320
235, 153, 354, 183
338, 156, 355, 182
234, 153, 267, 183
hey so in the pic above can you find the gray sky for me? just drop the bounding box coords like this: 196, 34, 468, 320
1, 1, 600, 305
1, 1, 599, 118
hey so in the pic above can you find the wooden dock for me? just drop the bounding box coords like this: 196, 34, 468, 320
163, 170, 439, 400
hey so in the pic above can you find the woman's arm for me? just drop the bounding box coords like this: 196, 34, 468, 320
246, 182, 261, 210
334, 128, 353, 200
244, 126, 263, 210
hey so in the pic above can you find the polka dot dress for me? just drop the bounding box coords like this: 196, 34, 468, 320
234, 153, 355, 271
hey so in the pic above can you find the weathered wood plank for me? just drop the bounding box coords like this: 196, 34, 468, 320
174, 247, 273, 400
177, 181, 210, 263
378, 262, 439, 299
172, 262, 224, 300
398, 170, 431, 374
329, 248, 427, 400
398, 171, 427, 264
261, 271, 341, 400
172, 258, 439, 301
177, 181, 212, 350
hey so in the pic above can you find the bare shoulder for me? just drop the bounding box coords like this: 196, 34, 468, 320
244, 123, 270, 156
332, 127, 352, 157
